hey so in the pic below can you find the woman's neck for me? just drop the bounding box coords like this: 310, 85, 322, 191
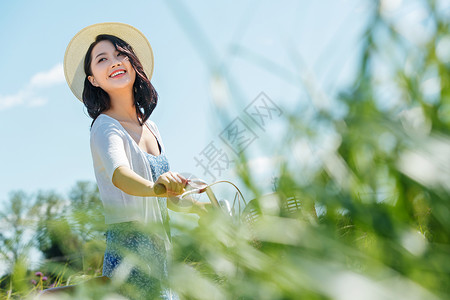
105, 89, 140, 124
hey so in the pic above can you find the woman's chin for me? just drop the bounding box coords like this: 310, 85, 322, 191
104, 81, 134, 92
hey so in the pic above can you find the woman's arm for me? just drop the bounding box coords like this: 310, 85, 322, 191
112, 165, 210, 214
112, 166, 187, 197
112, 166, 156, 197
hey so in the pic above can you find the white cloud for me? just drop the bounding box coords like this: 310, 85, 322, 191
0, 91, 27, 110
29, 63, 65, 88
0, 63, 64, 111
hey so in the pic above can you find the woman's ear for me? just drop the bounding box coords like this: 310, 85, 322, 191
88, 75, 100, 87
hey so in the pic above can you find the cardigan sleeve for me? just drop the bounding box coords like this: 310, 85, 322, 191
90, 123, 131, 182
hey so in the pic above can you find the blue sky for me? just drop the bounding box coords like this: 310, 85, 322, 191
0, 0, 372, 205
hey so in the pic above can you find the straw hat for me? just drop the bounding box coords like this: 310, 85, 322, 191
64, 22, 154, 102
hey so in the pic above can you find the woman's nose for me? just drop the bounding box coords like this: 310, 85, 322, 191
111, 61, 121, 68
110, 56, 123, 68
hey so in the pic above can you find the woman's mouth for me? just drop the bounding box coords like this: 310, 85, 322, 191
109, 69, 127, 78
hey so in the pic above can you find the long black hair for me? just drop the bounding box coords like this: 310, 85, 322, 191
83, 34, 158, 128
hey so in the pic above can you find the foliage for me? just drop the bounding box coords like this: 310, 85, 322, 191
0, 191, 37, 270
0, 182, 105, 298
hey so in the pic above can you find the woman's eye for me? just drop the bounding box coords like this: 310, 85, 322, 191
98, 58, 106, 63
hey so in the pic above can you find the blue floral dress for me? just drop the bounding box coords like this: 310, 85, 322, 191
102, 135, 178, 300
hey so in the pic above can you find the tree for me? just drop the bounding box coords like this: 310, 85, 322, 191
68, 181, 105, 242
0, 191, 37, 271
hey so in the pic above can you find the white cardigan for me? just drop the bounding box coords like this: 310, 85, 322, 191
90, 114, 167, 226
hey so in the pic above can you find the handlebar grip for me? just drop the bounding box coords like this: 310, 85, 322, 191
154, 183, 166, 195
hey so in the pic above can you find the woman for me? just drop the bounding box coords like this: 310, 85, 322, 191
64, 22, 206, 299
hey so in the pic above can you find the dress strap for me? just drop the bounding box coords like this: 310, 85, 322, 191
145, 122, 162, 155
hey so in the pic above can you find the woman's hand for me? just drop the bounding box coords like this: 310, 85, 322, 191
154, 171, 188, 197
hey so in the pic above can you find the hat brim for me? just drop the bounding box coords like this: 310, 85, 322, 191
64, 22, 154, 102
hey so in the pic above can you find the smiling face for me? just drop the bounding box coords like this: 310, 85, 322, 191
87, 40, 136, 95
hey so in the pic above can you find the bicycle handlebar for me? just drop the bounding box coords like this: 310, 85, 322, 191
153, 178, 207, 196
153, 183, 166, 195
154, 179, 245, 216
